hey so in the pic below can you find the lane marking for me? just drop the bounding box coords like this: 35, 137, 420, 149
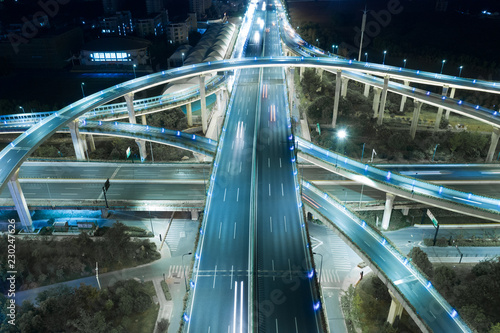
268, 157, 270, 168
295, 317, 298, 333
269, 183, 271, 196
219, 222, 222, 239
284, 216, 287, 233
223, 188, 227, 202
231, 265, 234, 289
236, 188, 239, 202
272, 259, 275, 281
270, 216, 273, 233
275, 319, 278, 333
233, 281, 238, 333
234, 222, 237, 239
240, 281, 243, 333
281, 183, 284, 196
279, 158, 282, 168
213, 265, 217, 288
288, 259, 292, 280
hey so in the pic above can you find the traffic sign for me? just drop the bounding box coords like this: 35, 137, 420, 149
427, 209, 438, 227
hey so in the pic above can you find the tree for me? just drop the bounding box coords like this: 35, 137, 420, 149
490, 323, 500, 333
408, 247, 433, 278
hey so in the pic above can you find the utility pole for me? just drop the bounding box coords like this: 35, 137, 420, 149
358, 6, 367, 62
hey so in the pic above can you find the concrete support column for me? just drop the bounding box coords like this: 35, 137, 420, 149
316, 68, 323, 81
341, 77, 350, 98
387, 290, 404, 325
332, 69, 342, 128
191, 210, 199, 221
410, 100, 422, 139
288, 67, 295, 108
401, 207, 409, 216
377, 76, 390, 125
216, 90, 223, 114
141, 114, 147, 125
399, 81, 410, 112
200, 75, 207, 134
68, 120, 86, 161
381, 193, 395, 230
124, 93, 136, 124
299, 66, 304, 82
486, 128, 500, 162
372, 88, 382, 118
363, 81, 370, 98
87, 134, 96, 152
136, 139, 147, 162
186, 103, 193, 127
7, 169, 33, 232
445, 87, 456, 120
434, 86, 449, 132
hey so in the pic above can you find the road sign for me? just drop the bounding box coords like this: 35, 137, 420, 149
426, 209, 438, 227
316, 123, 321, 135
104, 179, 110, 192
126, 147, 131, 158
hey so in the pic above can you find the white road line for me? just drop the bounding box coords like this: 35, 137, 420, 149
281, 183, 284, 196
239, 162, 242, 173
236, 188, 239, 202
224, 188, 227, 202
228, 162, 231, 172
213, 265, 217, 288
288, 259, 292, 280
234, 222, 237, 239
232, 141, 234, 149
219, 222, 222, 239
246, 109, 249, 115
233, 281, 238, 333
230, 265, 234, 289
295, 317, 298, 333
240, 281, 243, 333
272, 259, 275, 281
275, 319, 278, 333
208, 327, 210, 333
269, 183, 271, 196
268, 157, 270, 168
270, 217, 272, 233
279, 158, 282, 168
284, 216, 287, 233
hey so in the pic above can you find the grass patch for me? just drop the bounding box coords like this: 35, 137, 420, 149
161, 280, 172, 301
121, 281, 159, 333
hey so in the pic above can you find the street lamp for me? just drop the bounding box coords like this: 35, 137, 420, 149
313, 252, 323, 285
364, 52, 368, 62
335, 129, 347, 167
458, 65, 463, 78
440, 60, 446, 74
403, 59, 407, 68
18, 106, 25, 113
181, 52, 185, 66
316, 38, 319, 47
432, 144, 440, 162
382, 50, 387, 65
80, 82, 85, 98
133, 64, 137, 78
182, 252, 193, 291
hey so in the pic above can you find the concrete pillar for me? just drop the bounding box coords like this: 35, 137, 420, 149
381, 193, 395, 230
387, 290, 404, 325
401, 207, 409, 216
372, 88, 382, 118
399, 81, 410, 112
141, 114, 147, 125
124, 93, 136, 124
191, 210, 199, 221
200, 75, 207, 134
486, 128, 500, 162
7, 170, 33, 232
363, 82, 370, 98
332, 69, 342, 128
445, 87, 456, 120
377, 76, 389, 126
136, 139, 147, 162
288, 68, 295, 108
410, 100, 422, 139
434, 86, 449, 132
68, 120, 86, 161
299, 67, 304, 82
216, 91, 223, 114
186, 103, 193, 126
87, 134, 96, 152
341, 77, 349, 98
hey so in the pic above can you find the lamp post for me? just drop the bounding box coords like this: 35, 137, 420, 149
80, 82, 85, 98
18, 106, 25, 113
458, 65, 463, 78
335, 129, 347, 167
181, 53, 185, 66
133, 64, 137, 78
403, 59, 407, 68
313, 252, 323, 284
382, 50, 387, 65
364, 52, 368, 62
182, 252, 193, 291
432, 144, 440, 162
440, 60, 446, 74
316, 38, 319, 47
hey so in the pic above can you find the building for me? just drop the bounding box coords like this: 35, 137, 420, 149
99, 11, 133, 36
136, 10, 169, 38
80, 37, 151, 67
166, 13, 197, 45
435, 0, 448, 12
189, 0, 212, 17
102, 0, 120, 14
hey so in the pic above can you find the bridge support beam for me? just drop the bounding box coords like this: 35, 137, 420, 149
486, 128, 500, 162
87, 134, 96, 152
299, 66, 304, 82
68, 120, 86, 161
200, 75, 208, 134
287, 67, 295, 108
316, 68, 323, 81
186, 103, 193, 126
332, 69, 342, 128
372, 88, 382, 118
434, 86, 449, 132
363, 80, 370, 98
341, 77, 349, 98
377, 76, 389, 125
141, 114, 147, 125
399, 81, 410, 112
445, 87, 456, 120
125, 93, 147, 161
191, 210, 199, 221
7, 170, 33, 232
381, 193, 395, 230
410, 100, 422, 139
136, 139, 147, 162
387, 289, 404, 325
